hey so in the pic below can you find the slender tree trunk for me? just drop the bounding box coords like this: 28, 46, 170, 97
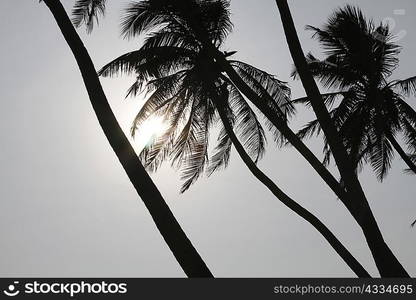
214, 97, 370, 277
42, 0, 212, 278
387, 134, 416, 174
273, 0, 409, 277
212, 48, 409, 277
200, 2, 409, 278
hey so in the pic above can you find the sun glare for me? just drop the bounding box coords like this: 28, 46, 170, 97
133, 117, 169, 152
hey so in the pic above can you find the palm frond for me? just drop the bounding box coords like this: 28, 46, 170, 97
290, 91, 349, 109
391, 76, 416, 97
295, 5, 411, 181
72, 0, 106, 33
304, 5, 401, 88
297, 119, 322, 140
403, 119, 416, 151
198, 0, 233, 46
121, 0, 232, 46
100, 0, 293, 191
207, 124, 233, 176
228, 85, 267, 162
131, 75, 186, 137
229, 60, 292, 116
179, 107, 210, 193
138, 125, 176, 173
99, 46, 193, 80
306, 5, 373, 58
170, 100, 199, 165
227, 61, 292, 147
138, 89, 191, 172
369, 133, 394, 181
293, 53, 367, 90
121, 0, 177, 39
99, 50, 143, 77
141, 28, 200, 51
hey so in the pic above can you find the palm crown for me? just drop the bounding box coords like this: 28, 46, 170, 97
98, 0, 291, 192
293, 5, 416, 180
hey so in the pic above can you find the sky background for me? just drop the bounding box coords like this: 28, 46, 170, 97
0, 0, 415, 277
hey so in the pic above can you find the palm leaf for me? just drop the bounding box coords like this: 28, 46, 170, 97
207, 124, 233, 176
229, 60, 292, 116
290, 91, 349, 109
228, 84, 267, 162
369, 132, 394, 181
131, 73, 186, 137
99, 46, 194, 79
179, 107, 210, 193
141, 28, 200, 51
121, 0, 179, 39
72, 0, 106, 33
391, 76, 416, 97
138, 89, 191, 172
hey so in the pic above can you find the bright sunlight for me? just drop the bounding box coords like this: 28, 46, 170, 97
133, 117, 169, 152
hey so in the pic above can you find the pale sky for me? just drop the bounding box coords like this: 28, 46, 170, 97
0, 0, 415, 277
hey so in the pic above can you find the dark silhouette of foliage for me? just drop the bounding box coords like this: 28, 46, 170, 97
72, 0, 107, 33
292, 5, 416, 179
66, 0, 409, 276
99, 0, 373, 277
99, 0, 292, 192
275, 0, 409, 277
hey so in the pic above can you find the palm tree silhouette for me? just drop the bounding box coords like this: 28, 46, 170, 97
292, 5, 416, 180
99, 0, 370, 277
67, 0, 408, 276
41, 0, 212, 277
274, 0, 409, 277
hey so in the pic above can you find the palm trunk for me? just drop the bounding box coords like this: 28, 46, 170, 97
387, 134, 416, 174
214, 97, 370, 277
212, 48, 409, 277
201, 1, 409, 277
274, 0, 409, 277
42, 0, 212, 278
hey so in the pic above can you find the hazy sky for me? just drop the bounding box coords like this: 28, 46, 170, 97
0, 0, 415, 277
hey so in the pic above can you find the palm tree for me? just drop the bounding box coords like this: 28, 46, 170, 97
72, 0, 407, 277
40, 0, 212, 277
99, 0, 370, 277
291, 6, 416, 179
273, 0, 409, 277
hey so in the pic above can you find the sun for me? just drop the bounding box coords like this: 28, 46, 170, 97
133, 117, 169, 152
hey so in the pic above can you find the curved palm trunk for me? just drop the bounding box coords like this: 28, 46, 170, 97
208, 47, 407, 277
42, 0, 212, 278
273, 0, 409, 277
200, 0, 408, 277
213, 48, 408, 277
387, 134, 416, 174
214, 100, 370, 277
